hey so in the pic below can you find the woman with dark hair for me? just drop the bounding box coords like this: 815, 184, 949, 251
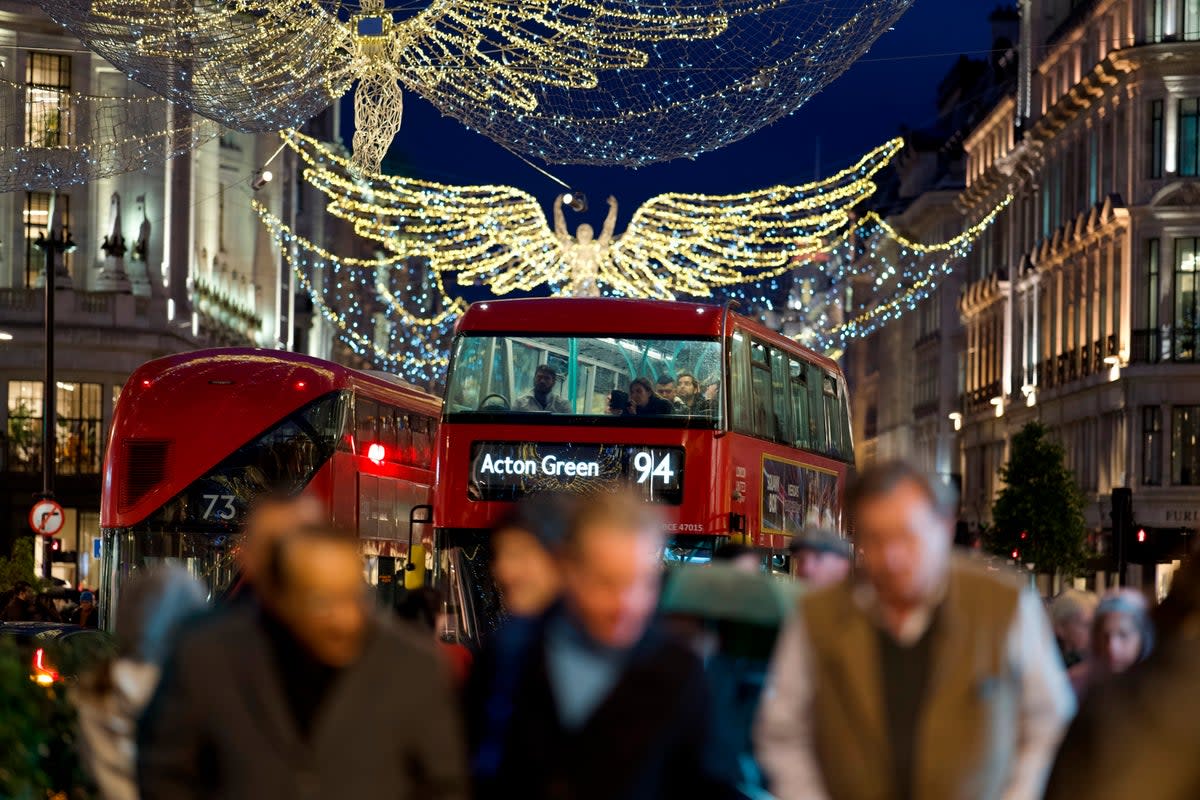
628, 377, 672, 416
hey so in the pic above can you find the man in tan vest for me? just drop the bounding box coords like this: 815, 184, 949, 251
756, 460, 1074, 800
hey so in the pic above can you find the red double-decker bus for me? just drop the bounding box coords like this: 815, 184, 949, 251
434, 298, 854, 639
98, 349, 440, 627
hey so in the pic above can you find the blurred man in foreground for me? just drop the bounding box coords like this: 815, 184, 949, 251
757, 460, 1074, 800
467, 490, 738, 799
231, 492, 324, 602
788, 527, 851, 589
139, 526, 468, 800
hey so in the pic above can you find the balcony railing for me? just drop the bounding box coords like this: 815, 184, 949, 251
1131, 329, 1200, 364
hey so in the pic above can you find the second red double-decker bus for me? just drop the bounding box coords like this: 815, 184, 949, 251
99, 349, 440, 627
434, 298, 854, 639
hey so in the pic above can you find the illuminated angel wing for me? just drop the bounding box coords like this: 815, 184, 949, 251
394, 0, 764, 115
284, 130, 567, 292
32, 0, 353, 132
603, 138, 905, 299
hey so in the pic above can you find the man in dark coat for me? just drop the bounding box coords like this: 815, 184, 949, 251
138, 525, 468, 800
1, 581, 36, 621
466, 490, 740, 800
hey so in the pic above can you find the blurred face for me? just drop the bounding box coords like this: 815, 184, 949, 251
239, 496, 325, 585
1095, 612, 1143, 674
629, 383, 651, 408
657, 382, 676, 402
534, 369, 556, 395
677, 375, 698, 400
794, 549, 851, 589
855, 479, 951, 613
491, 528, 562, 617
577, 224, 594, 243
1056, 610, 1094, 655
274, 538, 369, 667
18, 587, 34, 602
562, 525, 662, 648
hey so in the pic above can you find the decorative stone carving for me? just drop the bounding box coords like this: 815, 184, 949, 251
96, 192, 132, 292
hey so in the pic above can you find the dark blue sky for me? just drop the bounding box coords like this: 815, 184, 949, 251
354, 0, 999, 229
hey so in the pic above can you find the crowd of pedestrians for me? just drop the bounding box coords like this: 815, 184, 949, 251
38, 459, 1200, 798
1, 579, 101, 625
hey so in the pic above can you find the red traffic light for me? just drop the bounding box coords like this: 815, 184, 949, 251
1137, 528, 1147, 543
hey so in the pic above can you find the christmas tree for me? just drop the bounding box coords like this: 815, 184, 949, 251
987, 421, 1089, 578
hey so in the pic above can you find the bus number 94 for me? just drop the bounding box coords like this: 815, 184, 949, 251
633, 451, 676, 486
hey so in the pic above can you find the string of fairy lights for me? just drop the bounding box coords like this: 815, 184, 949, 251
254, 129, 1008, 376
254, 202, 464, 382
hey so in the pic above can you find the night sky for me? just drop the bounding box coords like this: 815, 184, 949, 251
347, 0, 1000, 231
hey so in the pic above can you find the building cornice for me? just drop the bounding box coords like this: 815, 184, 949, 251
1029, 193, 1130, 274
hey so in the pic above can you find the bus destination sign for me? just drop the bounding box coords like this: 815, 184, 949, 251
469, 441, 684, 504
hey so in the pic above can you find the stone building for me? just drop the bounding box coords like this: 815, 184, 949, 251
956, 0, 1200, 588
0, 2, 345, 585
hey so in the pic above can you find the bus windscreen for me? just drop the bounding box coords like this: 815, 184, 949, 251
446, 334, 723, 423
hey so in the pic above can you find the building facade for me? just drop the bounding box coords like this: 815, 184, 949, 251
843, 8, 1020, 494
956, 0, 1200, 582
0, 3, 343, 586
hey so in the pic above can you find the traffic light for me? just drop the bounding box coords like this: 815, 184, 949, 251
1111, 488, 1153, 566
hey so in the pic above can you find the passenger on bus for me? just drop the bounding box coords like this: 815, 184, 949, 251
628, 377, 672, 416
607, 389, 633, 416
674, 371, 711, 416
513, 365, 571, 413
655, 375, 677, 404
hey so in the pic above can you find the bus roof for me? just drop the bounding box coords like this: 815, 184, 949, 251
127, 348, 441, 414
455, 298, 841, 372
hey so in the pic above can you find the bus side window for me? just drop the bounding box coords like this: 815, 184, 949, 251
356, 398, 380, 452
769, 347, 793, 445
749, 340, 773, 440
730, 331, 753, 434
412, 415, 434, 468
789, 357, 812, 450
807, 364, 828, 453
839, 378, 853, 457
379, 407, 397, 455
822, 373, 843, 458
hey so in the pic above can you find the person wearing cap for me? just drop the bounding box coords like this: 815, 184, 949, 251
71, 589, 100, 628
788, 527, 852, 590
514, 364, 571, 413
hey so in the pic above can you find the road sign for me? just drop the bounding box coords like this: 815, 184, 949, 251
29, 499, 65, 536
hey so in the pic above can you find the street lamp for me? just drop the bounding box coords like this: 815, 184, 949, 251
34, 194, 73, 579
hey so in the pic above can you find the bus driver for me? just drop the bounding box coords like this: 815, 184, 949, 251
514, 364, 571, 413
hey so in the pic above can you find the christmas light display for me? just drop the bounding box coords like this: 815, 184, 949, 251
283, 128, 904, 299
33, 0, 912, 171
254, 201, 462, 382
0, 76, 218, 191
